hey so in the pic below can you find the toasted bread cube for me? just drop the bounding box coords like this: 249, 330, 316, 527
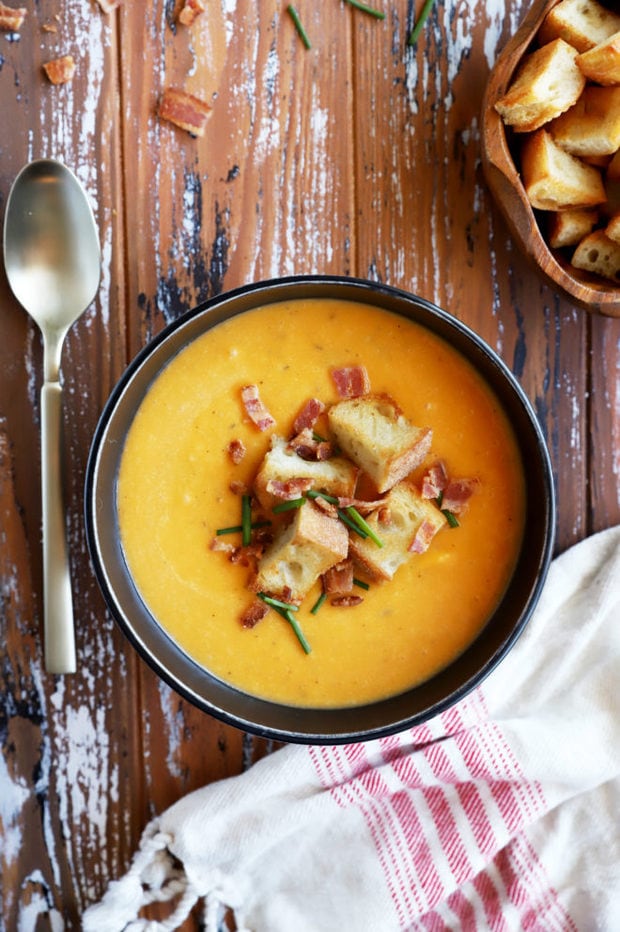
547, 207, 598, 248
521, 129, 606, 210
571, 229, 620, 282
539, 0, 620, 53
577, 30, 620, 84
605, 211, 620, 243
327, 394, 432, 495
550, 87, 620, 157
494, 39, 585, 133
255, 502, 349, 603
253, 435, 358, 510
349, 483, 446, 582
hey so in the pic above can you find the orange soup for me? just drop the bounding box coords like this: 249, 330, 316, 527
117, 298, 526, 708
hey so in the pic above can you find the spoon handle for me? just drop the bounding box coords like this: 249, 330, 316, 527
41, 381, 76, 674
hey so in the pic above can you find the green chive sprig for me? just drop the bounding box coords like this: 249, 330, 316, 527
344, 0, 385, 20
344, 505, 384, 547
241, 494, 252, 546
408, 0, 437, 46
287, 5, 312, 48
310, 590, 327, 614
272, 497, 306, 513
216, 520, 270, 536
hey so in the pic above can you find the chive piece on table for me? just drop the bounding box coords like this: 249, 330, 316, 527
241, 494, 252, 546
345, 505, 384, 547
272, 497, 306, 513
258, 592, 300, 612
344, 0, 386, 20
310, 590, 327, 614
408, 0, 436, 46
353, 578, 370, 591
287, 5, 312, 49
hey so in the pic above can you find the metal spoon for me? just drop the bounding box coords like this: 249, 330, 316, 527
3, 159, 101, 674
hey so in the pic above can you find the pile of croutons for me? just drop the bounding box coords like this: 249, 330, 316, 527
495, 0, 620, 284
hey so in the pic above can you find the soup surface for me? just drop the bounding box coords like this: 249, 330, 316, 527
117, 298, 526, 708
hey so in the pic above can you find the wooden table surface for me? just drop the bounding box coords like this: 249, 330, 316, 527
1, 0, 618, 928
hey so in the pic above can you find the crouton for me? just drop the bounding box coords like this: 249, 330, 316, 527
494, 39, 586, 133
571, 229, 620, 281
253, 435, 358, 510
547, 207, 599, 247
605, 211, 620, 242
520, 128, 606, 210
577, 30, 620, 85
254, 501, 349, 603
327, 394, 432, 495
539, 0, 620, 53
349, 483, 447, 582
550, 86, 620, 157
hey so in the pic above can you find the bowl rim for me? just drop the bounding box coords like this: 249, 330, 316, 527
481, 0, 620, 318
84, 274, 556, 744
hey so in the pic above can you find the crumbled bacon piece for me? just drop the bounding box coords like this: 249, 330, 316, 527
330, 594, 364, 608
377, 505, 392, 526
240, 384, 276, 431
288, 428, 333, 461
210, 538, 235, 553
96, 0, 121, 11
312, 496, 338, 518
0, 2, 26, 30
293, 397, 325, 434
409, 519, 441, 555
421, 461, 449, 500
227, 438, 246, 465
43, 54, 75, 85
265, 477, 313, 500
335, 496, 385, 515
331, 365, 370, 398
322, 560, 354, 596
240, 600, 269, 629
229, 479, 249, 495
442, 478, 477, 515
158, 87, 213, 137
178, 0, 205, 25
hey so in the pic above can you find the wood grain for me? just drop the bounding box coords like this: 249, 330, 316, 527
0, 1, 618, 928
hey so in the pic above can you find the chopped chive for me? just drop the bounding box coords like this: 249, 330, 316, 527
408, 0, 436, 46
216, 520, 271, 536
287, 4, 312, 48
306, 489, 339, 504
442, 509, 460, 528
312, 431, 327, 442
310, 590, 327, 614
353, 578, 370, 591
336, 508, 369, 538
241, 494, 252, 546
272, 497, 306, 513
435, 491, 444, 508
344, 0, 385, 20
258, 592, 299, 612
270, 604, 312, 653
345, 506, 384, 547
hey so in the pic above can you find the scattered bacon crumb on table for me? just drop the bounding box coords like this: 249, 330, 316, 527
158, 87, 213, 138
178, 0, 205, 26
43, 54, 76, 85
0, 2, 26, 31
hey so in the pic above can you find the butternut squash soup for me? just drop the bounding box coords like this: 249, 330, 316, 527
117, 298, 526, 708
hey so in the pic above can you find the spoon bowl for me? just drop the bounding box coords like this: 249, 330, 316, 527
3, 159, 100, 673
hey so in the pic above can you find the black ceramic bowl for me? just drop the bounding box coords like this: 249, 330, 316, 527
85, 276, 555, 744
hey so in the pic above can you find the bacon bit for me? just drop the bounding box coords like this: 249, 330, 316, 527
421, 461, 449, 500
158, 87, 213, 138
312, 496, 338, 518
336, 496, 385, 515
331, 365, 371, 398
442, 478, 477, 515
322, 560, 354, 595
377, 505, 392, 526
288, 428, 334, 461
43, 54, 75, 85
0, 2, 26, 30
227, 438, 246, 465
178, 0, 205, 25
409, 519, 441, 555
95, 0, 122, 11
240, 384, 276, 432
210, 538, 235, 553
229, 479, 249, 495
330, 594, 364, 608
265, 477, 313, 500
240, 600, 269, 629
42, 22, 58, 33
293, 397, 325, 434
230, 542, 265, 567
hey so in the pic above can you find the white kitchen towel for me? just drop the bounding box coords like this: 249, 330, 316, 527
83, 525, 620, 932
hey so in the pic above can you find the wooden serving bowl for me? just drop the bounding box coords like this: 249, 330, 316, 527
481, 0, 620, 318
